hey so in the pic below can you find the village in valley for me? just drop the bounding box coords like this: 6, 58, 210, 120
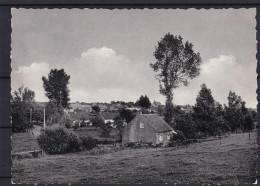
11, 8, 257, 185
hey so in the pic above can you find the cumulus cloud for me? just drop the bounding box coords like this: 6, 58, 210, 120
67, 46, 160, 102
173, 55, 257, 107
12, 49, 257, 108
11, 63, 51, 101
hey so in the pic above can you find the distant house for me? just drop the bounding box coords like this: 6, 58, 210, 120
180, 105, 194, 114
98, 104, 108, 111
122, 114, 176, 145
126, 107, 141, 112
82, 104, 92, 112
152, 101, 162, 107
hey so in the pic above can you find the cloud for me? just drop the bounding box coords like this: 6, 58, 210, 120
11, 63, 51, 101
67, 46, 161, 102
12, 50, 257, 108
173, 55, 257, 107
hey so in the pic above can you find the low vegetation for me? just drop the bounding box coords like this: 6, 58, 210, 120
12, 132, 257, 184
11, 133, 40, 153
37, 125, 96, 154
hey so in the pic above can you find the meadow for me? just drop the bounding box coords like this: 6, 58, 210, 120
11, 131, 257, 184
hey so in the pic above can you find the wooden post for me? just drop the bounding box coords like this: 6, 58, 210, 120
249, 130, 251, 140
43, 107, 46, 129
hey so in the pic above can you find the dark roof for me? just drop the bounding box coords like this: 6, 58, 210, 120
130, 114, 174, 133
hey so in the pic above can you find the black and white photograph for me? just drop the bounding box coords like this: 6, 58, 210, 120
10, 8, 257, 184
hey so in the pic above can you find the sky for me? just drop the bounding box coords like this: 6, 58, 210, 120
11, 8, 257, 108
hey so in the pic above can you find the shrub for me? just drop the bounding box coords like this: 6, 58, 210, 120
68, 132, 82, 152
80, 120, 87, 128
37, 125, 81, 154
80, 136, 97, 150
73, 122, 80, 130
64, 119, 73, 129
168, 130, 188, 147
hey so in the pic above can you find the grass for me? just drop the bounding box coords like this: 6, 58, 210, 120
11, 133, 40, 153
12, 131, 257, 184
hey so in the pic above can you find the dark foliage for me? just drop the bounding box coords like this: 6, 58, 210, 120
92, 105, 100, 113
80, 136, 97, 150
37, 125, 81, 154
100, 122, 112, 140
73, 122, 80, 130
119, 108, 136, 123
150, 33, 201, 124
136, 95, 151, 108
11, 86, 36, 132
42, 69, 70, 109
174, 113, 197, 139
80, 119, 87, 127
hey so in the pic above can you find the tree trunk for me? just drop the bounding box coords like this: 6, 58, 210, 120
164, 93, 174, 124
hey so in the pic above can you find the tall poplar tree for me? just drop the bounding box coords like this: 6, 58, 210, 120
42, 69, 70, 109
150, 33, 201, 124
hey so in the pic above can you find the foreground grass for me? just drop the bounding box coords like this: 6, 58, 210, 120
11, 133, 40, 153
12, 132, 257, 184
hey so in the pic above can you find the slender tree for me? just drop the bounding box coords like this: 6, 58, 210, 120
150, 33, 201, 124
113, 115, 125, 142
42, 69, 70, 109
11, 86, 36, 132
193, 84, 216, 135
224, 91, 243, 133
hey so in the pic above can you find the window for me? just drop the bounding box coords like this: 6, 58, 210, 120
140, 122, 144, 128
159, 134, 163, 142
167, 134, 171, 140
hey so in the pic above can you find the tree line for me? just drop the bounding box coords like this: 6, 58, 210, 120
149, 32, 256, 139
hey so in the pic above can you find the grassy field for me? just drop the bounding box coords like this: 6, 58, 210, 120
11, 133, 40, 153
12, 131, 257, 184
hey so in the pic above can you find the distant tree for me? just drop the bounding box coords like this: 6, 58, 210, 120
250, 110, 257, 122
193, 84, 216, 135
157, 105, 165, 116
73, 121, 80, 130
244, 113, 254, 131
113, 115, 125, 142
92, 105, 100, 113
42, 69, 70, 109
90, 114, 105, 129
150, 33, 201, 124
174, 113, 197, 139
119, 108, 136, 123
224, 91, 243, 133
11, 86, 36, 132
214, 102, 230, 133
100, 122, 112, 141
240, 101, 255, 131
45, 102, 62, 126
136, 95, 151, 108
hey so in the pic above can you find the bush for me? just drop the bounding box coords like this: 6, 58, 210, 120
80, 136, 97, 150
168, 130, 190, 147
73, 122, 80, 130
64, 119, 73, 129
68, 132, 82, 152
37, 125, 81, 154
80, 120, 87, 128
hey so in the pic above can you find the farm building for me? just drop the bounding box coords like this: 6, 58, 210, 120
122, 113, 176, 145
